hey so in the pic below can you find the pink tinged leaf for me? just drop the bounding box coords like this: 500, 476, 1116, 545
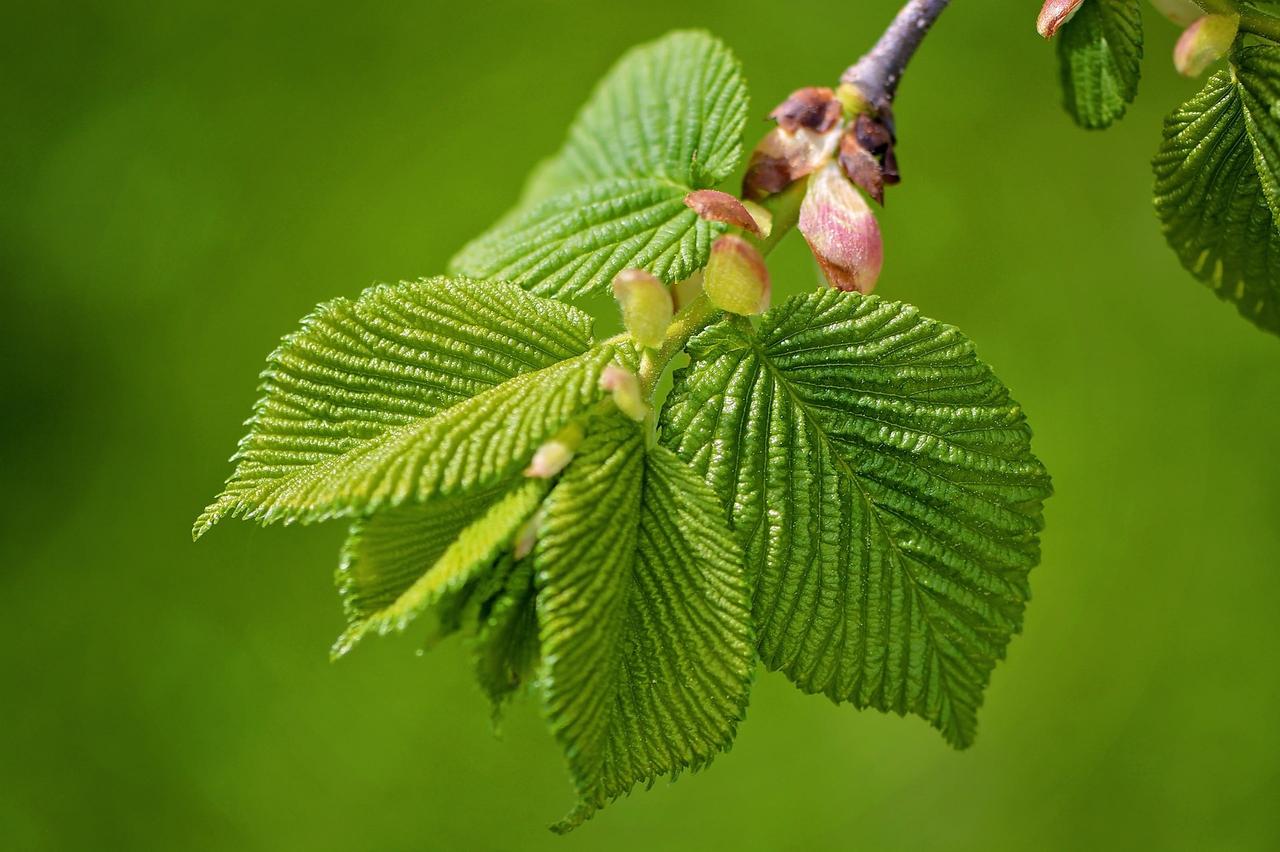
683, 190, 762, 235
769, 86, 844, 133
1037, 0, 1085, 38
1174, 15, 1239, 78
1150, 0, 1202, 27
742, 126, 841, 199
703, 234, 771, 316
799, 163, 884, 294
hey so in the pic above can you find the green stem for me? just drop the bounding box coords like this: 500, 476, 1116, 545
637, 292, 717, 399
1195, 0, 1280, 41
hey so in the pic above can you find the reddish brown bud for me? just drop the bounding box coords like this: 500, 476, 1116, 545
742, 126, 840, 200
853, 113, 894, 155
703, 234, 771, 316
838, 133, 885, 206
799, 163, 884, 295
1037, 0, 1085, 38
770, 87, 844, 133
1174, 15, 1239, 77
683, 189, 761, 235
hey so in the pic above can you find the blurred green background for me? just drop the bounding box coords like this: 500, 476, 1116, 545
4, 1, 1279, 849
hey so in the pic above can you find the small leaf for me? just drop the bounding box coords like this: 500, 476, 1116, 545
1153, 68, 1280, 334
195, 277, 615, 534
1056, 0, 1143, 129
536, 416, 753, 831
660, 291, 1052, 748
331, 479, 547, 657
1235, 45, 1280, 223
473, 557, 541, 715
452, 31, 749, 299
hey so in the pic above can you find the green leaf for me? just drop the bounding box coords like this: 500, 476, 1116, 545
473, 556, 541, 715
536, 416, 753, 832
660, 291, 1052, 748
195, 277, 618, 535
451, 30, 749, 299
332, 479, 547, 658
1153, 69, 1280, 334
450, 178, 720, 302
1056, 0, 1143, 129
1236, 45, 1280, 223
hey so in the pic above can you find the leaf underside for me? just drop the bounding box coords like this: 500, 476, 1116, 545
536, 416, 753, 832
333, 479, 547, 658
194, 277, 614, 535
1153, 65, 1280, 334
450, 30, 749, 299
1056, 0, 1143, 130
660, 290, 1051, 748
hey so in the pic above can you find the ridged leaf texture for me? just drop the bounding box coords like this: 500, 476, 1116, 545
473, 556, 541, 715
535, 416, 754, 832
660, 291, 1052, 748
1236, 46, 1280, 223
1153, 67, 1280, 334
195, 277, 615, 535
332, 479, 547, 657
1056, 0, 1143, 129
450, 31, 749, 299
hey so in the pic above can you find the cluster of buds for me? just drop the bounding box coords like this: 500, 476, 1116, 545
1038, 0, 1237, 78
739, 85, 888, 294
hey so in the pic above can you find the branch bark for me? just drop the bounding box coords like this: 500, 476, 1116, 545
840, 0, 951, 110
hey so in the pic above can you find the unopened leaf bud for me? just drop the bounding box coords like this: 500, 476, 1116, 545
599, 364, 648, 422
611, 269, 673, 349
798, 163, 884, 295
703, 234, 771, 316
1037, 0, 1085, 38
523, 422, 584, 479
513, 506, 546, 561
1174, 14, 1239, 77
1150, 0, 1202, 27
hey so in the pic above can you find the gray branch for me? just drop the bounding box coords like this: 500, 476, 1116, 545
841, 0, 951, 110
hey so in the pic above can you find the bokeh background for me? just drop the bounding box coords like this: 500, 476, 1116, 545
4, 1, 1279, 849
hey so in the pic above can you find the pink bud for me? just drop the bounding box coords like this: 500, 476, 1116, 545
599, 364, 648, 422
798, 163, 884, 295
1150, 0, 1202, 27
1037, 0, 1085, 38
611, 269, 673, 349
742, 126, 841, 200
1174, 15, 1239, 77
703, 234, 771, 316
523, 423, 584, 479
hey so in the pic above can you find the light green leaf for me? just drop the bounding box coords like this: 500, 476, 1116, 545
1153, 69, 1280, 334
1236, 45, 1280, 223
536, 417, 753, 832
450, 178, 721, 302
451, 30, 748, 299
1057, 0, 1143, 129
332, 479, 547, 658
660, 291, 1052, 748
195, 277, 615, 535
473, 556, 541, 715
538, 29, 748, 190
